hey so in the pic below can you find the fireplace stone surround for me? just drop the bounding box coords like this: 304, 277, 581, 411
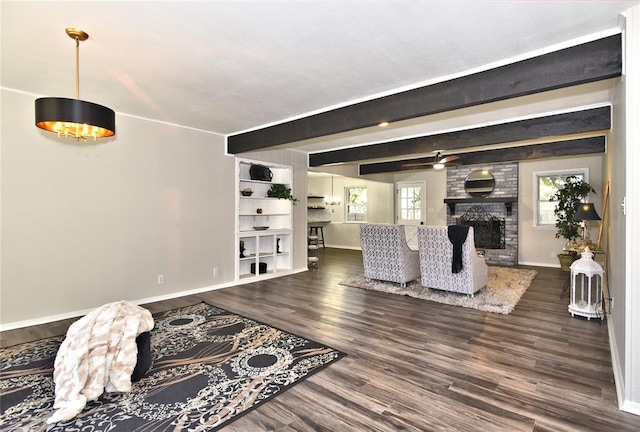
446, 163, 518, 266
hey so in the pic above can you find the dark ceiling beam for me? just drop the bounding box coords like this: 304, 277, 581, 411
227, 34, 621, 154
359, 136, 606, 175
310, 106, 611, 166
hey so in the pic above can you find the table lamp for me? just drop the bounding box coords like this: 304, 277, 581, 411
574, 203, 601, 246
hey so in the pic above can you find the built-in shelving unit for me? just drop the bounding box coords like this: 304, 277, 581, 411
307, 195, 326, 210
236, 158, 293, 281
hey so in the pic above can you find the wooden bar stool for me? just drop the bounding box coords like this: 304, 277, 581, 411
308, 226, 325, 248
308, 235, 320, 270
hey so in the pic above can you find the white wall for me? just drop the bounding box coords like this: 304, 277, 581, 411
518, 154, 603, 267
624, 4, 640, 413
609, 35, 628, 406
609, 3, 640, 415
0, 89, 307, 327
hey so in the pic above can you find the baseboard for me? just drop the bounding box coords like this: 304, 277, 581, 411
517, 260, 560, 268
324, 244, 361, 251
0, 306, 102, 333
606, 316, 640, 416
608, 316, 626, 410
0, 268, 308, 332
621, 400, 640, 416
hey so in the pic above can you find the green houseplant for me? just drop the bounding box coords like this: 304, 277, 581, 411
267, 184, 299, 205
551, 175, 596, 269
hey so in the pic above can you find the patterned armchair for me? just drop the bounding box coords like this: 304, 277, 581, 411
417, 225, 488, 296
359, 224, 421, 286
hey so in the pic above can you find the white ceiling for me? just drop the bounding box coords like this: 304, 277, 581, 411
2, 1, 637, 157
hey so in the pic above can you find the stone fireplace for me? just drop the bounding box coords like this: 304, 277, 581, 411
445, 163, 518, 266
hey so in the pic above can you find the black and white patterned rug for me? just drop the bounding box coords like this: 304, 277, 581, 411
0, 302, 345, 431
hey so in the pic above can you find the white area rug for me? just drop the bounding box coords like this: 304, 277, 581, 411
339, 266, 537, 314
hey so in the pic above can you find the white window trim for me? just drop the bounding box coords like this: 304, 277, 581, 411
532, 168, 589, 228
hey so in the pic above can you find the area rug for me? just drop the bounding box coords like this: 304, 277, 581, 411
0, 302, 345, 431
339, 266, 537, 314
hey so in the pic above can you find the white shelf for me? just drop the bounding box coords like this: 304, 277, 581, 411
240, 179, 278, 185
239, 213, 290, 216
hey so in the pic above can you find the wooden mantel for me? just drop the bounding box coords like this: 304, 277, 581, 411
444, 197, 517, 216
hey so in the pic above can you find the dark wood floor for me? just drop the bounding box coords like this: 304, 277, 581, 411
3, 248, 640, 431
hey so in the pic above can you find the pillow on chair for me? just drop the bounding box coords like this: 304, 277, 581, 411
131, 331, 152, 382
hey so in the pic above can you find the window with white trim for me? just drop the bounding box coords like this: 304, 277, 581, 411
345, 186, 367, 222
535, 169, 588, 227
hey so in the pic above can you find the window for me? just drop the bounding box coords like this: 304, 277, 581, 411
346, 187, 367, 222
535, 169, 587, 227
398, 185, 422, 222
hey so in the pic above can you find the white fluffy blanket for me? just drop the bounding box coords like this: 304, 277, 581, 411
47, 300, 154, 424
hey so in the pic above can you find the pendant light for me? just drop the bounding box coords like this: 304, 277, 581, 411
324, 176, 341, 206
35, 28, 115, 141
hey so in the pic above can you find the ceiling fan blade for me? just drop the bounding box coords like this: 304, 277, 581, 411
439, 154, 460, 164
402, 160, 459, 168
401, 153, 460, 168
402, 161, 434, 167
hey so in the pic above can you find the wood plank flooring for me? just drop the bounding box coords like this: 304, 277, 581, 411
3, 248, 640, 431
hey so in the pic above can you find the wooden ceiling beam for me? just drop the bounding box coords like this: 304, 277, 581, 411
358, 136, 606, 175
227, 34, 621, 154
310, 106, 610, 166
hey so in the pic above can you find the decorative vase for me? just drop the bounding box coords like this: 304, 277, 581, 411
239, 240, 245, 258
277, 238, 281, 254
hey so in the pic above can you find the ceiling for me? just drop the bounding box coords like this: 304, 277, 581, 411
2, 1, 637, 165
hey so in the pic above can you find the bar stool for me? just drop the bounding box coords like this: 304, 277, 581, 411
308, 226, 325, 248
308, 235, 320, 270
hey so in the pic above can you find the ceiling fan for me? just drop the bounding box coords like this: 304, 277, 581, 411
402, 151, 460, 170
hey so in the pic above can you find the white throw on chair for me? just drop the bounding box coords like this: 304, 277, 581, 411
359, 224, 421, 287
417, 225, 488, 296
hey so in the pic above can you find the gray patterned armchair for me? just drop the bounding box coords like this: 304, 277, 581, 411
417, 225, 488, 296
359, 224, 421, 286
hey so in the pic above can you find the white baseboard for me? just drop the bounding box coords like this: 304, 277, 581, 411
324, 244, 361, 250
517, 260, 560, 268
608, 316, 626, 410
621, 400, 640, 416
0, 268, 308, 332
607, 315, 640, 416
0, 306, 102, 333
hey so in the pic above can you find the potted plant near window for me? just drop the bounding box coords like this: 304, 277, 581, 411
552, 175, 596, 270
267, 184, 299, 205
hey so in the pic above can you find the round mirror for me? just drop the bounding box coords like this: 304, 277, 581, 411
465, 170, 495, 198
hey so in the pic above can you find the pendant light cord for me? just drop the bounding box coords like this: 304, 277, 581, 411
75, 36, 80, 99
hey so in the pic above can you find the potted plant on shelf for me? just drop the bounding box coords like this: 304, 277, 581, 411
552, 175, 596, 270
267, 184, 299, 205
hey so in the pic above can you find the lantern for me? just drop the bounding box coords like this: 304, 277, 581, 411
569, 247, 604, 320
